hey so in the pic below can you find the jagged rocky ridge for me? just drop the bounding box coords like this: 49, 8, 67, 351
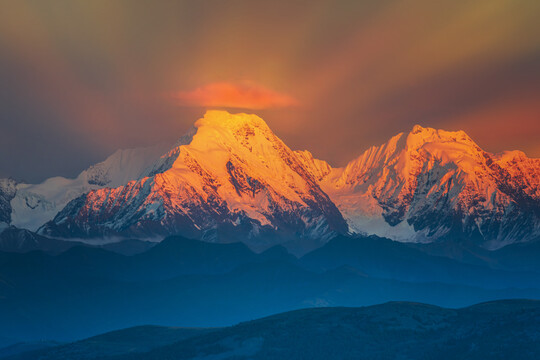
1, 111, 539, 250
1, 144, 170, 232
38, 111, 348, 252
301, 125, 540, 249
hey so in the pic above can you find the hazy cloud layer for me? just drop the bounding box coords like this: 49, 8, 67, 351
0, 0, 539, 182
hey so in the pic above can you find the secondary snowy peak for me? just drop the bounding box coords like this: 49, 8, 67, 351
7, 143, 170, 231
320, 125, 540, 248
40, 111, 348, 251
334, 125, 483, 187
494, 150, 540, 198
83, 144, 172, 186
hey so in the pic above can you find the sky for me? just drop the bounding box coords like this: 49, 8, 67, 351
1, 0, 539, 183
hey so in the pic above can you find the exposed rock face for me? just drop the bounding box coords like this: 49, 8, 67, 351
39, 111, 348, 252
3, 112, 538, 251
311, 125, 540, 249
5, 144, 170, 232
0, 178, 17, 224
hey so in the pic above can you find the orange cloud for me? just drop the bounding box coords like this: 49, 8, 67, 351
171, 82, 298, 109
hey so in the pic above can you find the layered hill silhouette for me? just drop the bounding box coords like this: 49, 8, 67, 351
5, 300, 540, 360
1, 235, 540, 347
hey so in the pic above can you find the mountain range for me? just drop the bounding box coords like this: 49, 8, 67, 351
1, 234, 540, 348
1, 110, 539, 253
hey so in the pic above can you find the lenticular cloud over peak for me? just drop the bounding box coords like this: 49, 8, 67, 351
171, 82, 298, 110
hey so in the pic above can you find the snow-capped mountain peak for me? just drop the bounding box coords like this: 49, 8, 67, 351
333, 125, 488, 188
314, 125, 540, 248
6, 143, 171, 231
39, 111, 348, 252
3, 115, 538, 252
196, 110, 271, 131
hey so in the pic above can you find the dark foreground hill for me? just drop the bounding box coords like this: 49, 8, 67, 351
6, 300, 540, 360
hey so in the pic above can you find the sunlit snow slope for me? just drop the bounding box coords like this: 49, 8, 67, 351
304, 125, 540, 249
39, 111, 347, 251
2, 112, 538, 251
6, 144, 170, 231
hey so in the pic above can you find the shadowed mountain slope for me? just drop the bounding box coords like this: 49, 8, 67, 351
8, 300, 540, 360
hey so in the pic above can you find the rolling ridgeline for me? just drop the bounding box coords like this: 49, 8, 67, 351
3, 299, 540, 360
1, 234, 540, 350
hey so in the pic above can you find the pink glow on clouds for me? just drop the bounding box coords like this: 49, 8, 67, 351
171, 82, 298, 110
